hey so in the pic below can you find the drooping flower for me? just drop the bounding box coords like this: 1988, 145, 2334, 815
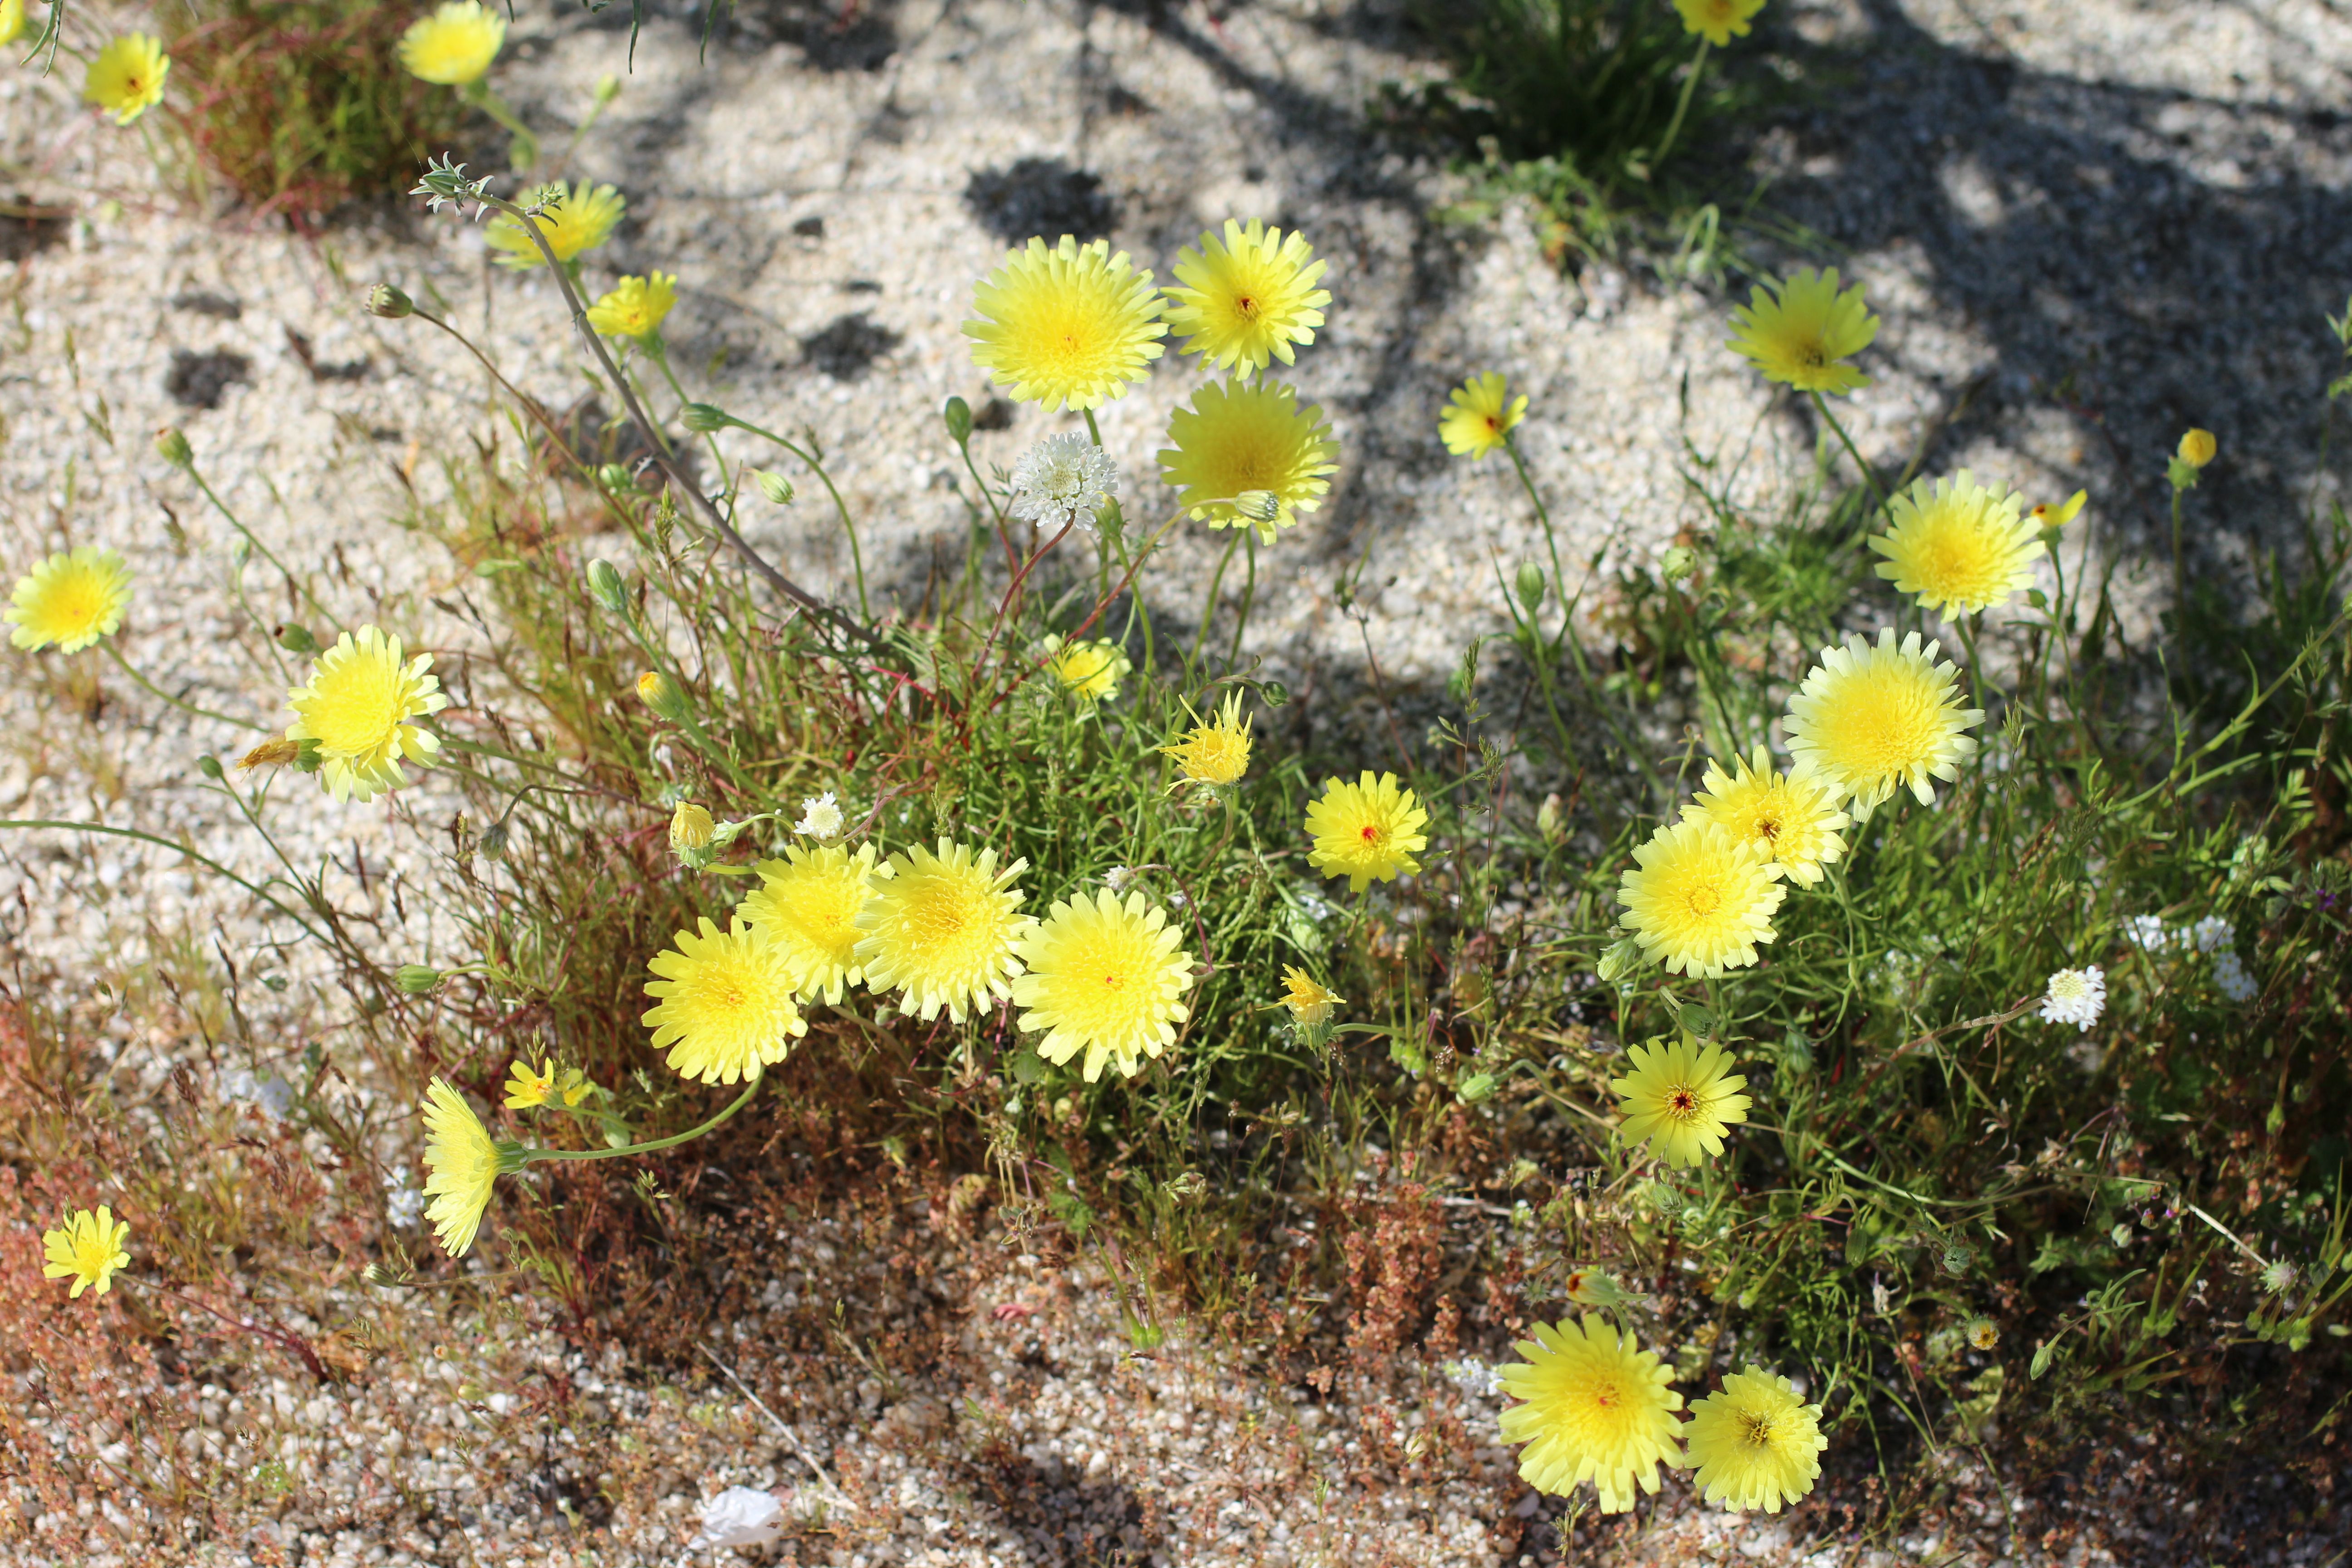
1727, 268, 1877, 395
1783, 629, 1984, 813
1868, 470, 2043, 620
2038, 966, 2106, 1032
84, 35, 170, 125
1439, 372, 1526, 461
1162, 219, 1332, 373
1617, 819, 1785, 978
42, 1207, 130, 1299
1498, 1315, 1686, 1512
283, 625, 449, 804
794, 791, 846, 841
963, 235, 1167, 411
6, 548, 132, 652
1279, 966, 1342, 1026
1158, 378, 1340, 544
420, 1077, 500, 1257
642, 918, 808, 1084
1684, 1367, 1828, 1514
488, 182, 626, 268
740, 842, 878, 1006
397, 0, 505, 86
1610, 1032, 1751, 1169
1008, 432, 1119, 532
1682, 744, 1848, 887
1304, 771, 1429, 892
1160, 690, 1253, 789
1043, 634, 1129, 703
2029, 489, 2088, 531
1010, 889, 1195, 1082
1673, 0, 1767, 47
853, 839, 1033, 1024
503, 1057, 557, 1109
585, 271, 677, 340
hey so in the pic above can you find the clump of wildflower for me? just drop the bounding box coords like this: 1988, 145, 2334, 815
42, 1206, 130, 1299
1868, 470, 2043, 620
740, 842, 878, 1005
1682, 744, 1848, 887
642, 919, 808, 1084
1727, 268, 1877, 395
1610, 1032, 1751, 1169
1162, 219, 1331, 373
6, 548, 133, 652
1008, 432, 1119, 531
1160, 691, 1253, 789
1683, 1367, 1828, 1514
1304, 771, 1429, 891
504, 1058, 557, 1109
1043, 634, 1129, 703
283, 626, 448, 804
1011, 890, 1195, 1082
855, 839, 1033, 1023
2038, 966, 2106, 1032
1783, 629, 1984, 813
586, 272, 677, 340
420, 1078, 502, 1257
1439, 371, 1525, 460
2213, 947, 2258, 1003
1159, 378, 1340, 544
397, 0, 505, 85
1498, 1315, 1686, 1512
1279, 965, 1342, 1027
488, 182, 625, 268
1617, 819, 1785, 978
964, 235, 1166, 410
794, 791, 847, 841
85, 35, 170, 124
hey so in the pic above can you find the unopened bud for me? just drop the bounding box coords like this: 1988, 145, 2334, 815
592, 72, 622, 104
196, 754, 225, 781
365, 284, 414, 320
1536, 791, 1564, 845
2177, 428, 2217, 469
753, 470, 795, 505
1259, 681, 1289, 708
230, 536, 252, 570
1597, 936, 1644, 985
681, 402, 730, 434
942, 395, 973, 445
1514, 561, 1547, 615
585, 559, 628, 614
477, 820, 511, 861
1660, 544, 1699, 583
394, 964, 442, 994
1234, 490, 1280, 525
595, 463, 636, 494
154, 426, 192, 468
669, 801, 715, 855
276, 623, 318, 655
636, 670, 688, 721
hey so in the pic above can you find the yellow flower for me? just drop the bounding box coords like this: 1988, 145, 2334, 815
1439, 371, 1526, 460
1617, 819, 1785, 978
669, 801, 715, 857
1867, 469, 2042, 620
642, 917, 808, 1085
1159, 378, 1340, 544
397, 0, 505, 86
1673, 0, 1767, 46
1727, 267, 1877, 395
1682, 744, 1848, 887
854, 839, 1033, 1024
587, 271, 677, 340
1010, 889, 1195, 1082
420, 1077, 500, 1257
740, 842, 878, 1006
84, 35, 170, 126
488, 182, 626, 269
0, 0, 26, 50
42, 1206, 130, 1299
1609, 1031, 1751, 1169
1784, 628, 1984, 813
1043, 634, 1129, 703
1304, 771, 1429, 892
1684, 1366, 1828, 1514
503, 1058, 556, 1109
1160, 690, 1253, 788
2029, 488, 2088, 530
1966, 1318, 2000, 1351
284, 625, 449, 804
6, 548, 132, 652
1279, 965, 1341, 1026
1498, 1315, 1686, 1512
963, 235, 1167, 411
1163, 219, 1331, 374
559, 1068, 594, 1105
2178, 428, 2217, 468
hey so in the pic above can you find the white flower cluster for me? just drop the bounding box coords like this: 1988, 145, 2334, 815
2124, 913, 2255, 1002
1008, 433, 1118, 531
2038, 966, 2107, 1032
2213, 949, 2258, 1003
1439, 1357, 1505, 1397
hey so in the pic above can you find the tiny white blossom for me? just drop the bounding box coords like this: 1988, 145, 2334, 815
1439, 1358, 1504, 1397
386, 1167, 425, 1230
223, 1068, 296, 1120
2212, 947, 2257, 1003
794, 792, 845, 841
2125, 915, 2174, 953
1100, 865, 1137, 893
2038, 966, 2107, 1032
2187, 915, 2234, 955
1008, 432, 1118, 531
2260, 1258, 2299, 1297
688, 1486, 784, 1552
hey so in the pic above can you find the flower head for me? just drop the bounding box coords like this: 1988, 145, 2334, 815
1010, 889, 1195, 1082
7, 548, 132, 652
794, 791, 847, 841
397, 0, 505, 85
1682, 744, 1848, 887
1617, 819, 1785, 978
1868, 470, 2042, 620
1727, 268, 1877, 395
2029, 489, 2088, 530
488, 182, 625, 268
84, 35, 170, 125
503, 1057, 557, 1109
0, 0, 25, 49
1684, 1367, 1828, 1514
1304, 771, 1429, 892
2260, 1258, 2299, 1297
670, 801, 716, 858
1674, 0, 1767, 46
420, 1077, 500, 1257
586, 271, 677, 340
42, 1206, 130, 1299
1009, 432, 1119, 531
1279, 965, 1342, 1026
740, 842, 879, 1006
1439, 372, 1526, 460
1498, 1315, 1686, 1512
1966, 1318, 2000, 1351
2038, 966, 2106, 1033
1160, 691, 1253, 789
1163, 219, 1332, 373
642, 918, 808, 1084
284, 625, 449, 803
1158, 378, 1340, 544
1610, 1032, 1751, 1168
964, 235, 1166, 411
1043, 634, 1129, 703
1784, 629, 1984, 813
2178, 428, 2218, 469
854, 839, 1033, 1024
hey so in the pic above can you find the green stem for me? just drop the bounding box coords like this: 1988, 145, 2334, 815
1227, 530, 1259, 669
1083, 409, 1103, 447
1503, 434, 1572, 651
1811, 390, 1893, 524
2168, 485, 2189, 647
0, 818, 331, 945
179, 463, 335, 627
519, 1074, 761, 1162
1653, 37, 1710, 173
1193, 529, 1246, 666
103, 643, 268, 732
721, 414, 872, 623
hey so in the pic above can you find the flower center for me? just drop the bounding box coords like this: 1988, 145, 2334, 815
1234, 293, 1260, 319
1665, 1085, 1701, 1121
1742, 1412, 1776, 1447
1754, 813, 1782, 842
1682, 881, 1724, 918
1359, 823, 1383, 846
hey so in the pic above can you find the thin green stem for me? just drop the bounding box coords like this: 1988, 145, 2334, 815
1503, 434, 1571, 652
0, 819, 330, 945
2168, 485, 2189, 647
721, 415, 872, 622
519, 1075, 762, 1162
1226, 530, 1259, 669
1193, 529, 1246, 666
1810, 390, 1893, 523
103, 643, 268, 732
179, 464, 334, 627
1653, 37, 1710, 172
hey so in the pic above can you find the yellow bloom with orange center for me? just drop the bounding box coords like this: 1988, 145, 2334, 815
1160, 690, 1253, 789
1783, 629, 1984, 813
1163, 219, 1331, 373
1609, 1031, 1751, 1169
283, 626, 448, 803
853, 839, 1033, 1024
1499, 1315, 1686, 1512
1616, 819, 1785, 978
503, 1058, 557, 1109
85, 35, 170, 125
1685, 1366, 1828, 1514
1158, 378, 1340, 544
740, 842, 878, 1006
1304, 771, 1428, 892
1439, 371, 1526, 460
586, 272, 678, 340
1279, 966, 1342, 1026
6, 548, 132, 652
42, 1206, 131, 1299
1727, 268, 1877, 395
1682, 744, 1848, 887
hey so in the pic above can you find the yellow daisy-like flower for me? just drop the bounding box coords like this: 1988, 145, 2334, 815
854, 839, 1033, 1024
1727, 268, 1877, 396
1609, 1031, 1752, 1169
1499, 1315, 1686, 1513
284, 625, 449, 804
1010, 889, 1195, 1083
1043, 634, 1129, 704
1160, 690, 1253, 789
642, 917, 808, 1085
1683, 744, 1848, 887
503, 1058, 556, 1110
1439, 371, 1526, 461
1784, 628, 1984, 813
1868, 469, 2043, 620
42, 1206, 130, 1299
1304, 771, 1429, 892
1279, 965, 1341, 1026
1674, 0, 1767, 46
397, 0, 505, 86
420, 1077, 500, 1257
1685, 1366, 1828, 1514
1163, 219, 1332, 374
488, 182, 626, 269
740, 842, 878, 1006
84, 35, 170, 126
964, 235, 1167, 412
1158, 378, 1341, 544
6, 548, 132, 653
1617, 819, 1786, 978
586, 271, 677, 340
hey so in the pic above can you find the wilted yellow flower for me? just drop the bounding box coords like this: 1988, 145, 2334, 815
1158, 378, 1340, 544
6, 548, 132, 652
1674, 0, 1766, 46
42, 1206, 130, 1299
1684, 1367, 1828, 1514
503, 1058, 556, 1109
397, 0, 505, 85
1609, 1032, 1751, 1169
1042, 634, 1129, 703
1727, 268, 1877, 395
1304, 771, 1429, 892
642, 918, 808, 1085
854, 839, 1033, 1024
2178, 428, 2217, 468
1010, 889, 1195, 1082
1783, 629, 1984, 813
587, 271, 677, 340
284, 626, 448, 804
1279, 965, 1341, 1026
84, 35, 170, 125
1160, 690, 1253, 788
1498, 1315, 1686, 1512
488, 182, 625, 268
1683, 744, 1848, 887
1163, 219, 1331, 374
420, 1077, 500, 1257
964, 235, 1166, 411
1617, 819, 1785, 978
1439, 372, 1525, 460
1868, 469, 2043, 620
740, 842, 878, 1006
237, 737, 303, 771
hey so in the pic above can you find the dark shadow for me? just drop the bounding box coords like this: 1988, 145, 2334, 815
0, 199, 67, 264
801, 311, 902, 380
971, 1451, 1161, 1567
170, 290, 243, 321
963, 158, 1119, 245
166, 350, 252, 410
588, 0, 900, 71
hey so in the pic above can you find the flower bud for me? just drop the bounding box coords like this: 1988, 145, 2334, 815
276, 623, 318, 655
196, 754, 225, 781
2177, 428, 2217, 469
585, 558, 628, 614
1259, 681, 1289, 708
753, 470, 795, 505
1234, 490, 1280, 525
1660, 544, 1699, 583
230, 536, 251, 570
477, 820, 511, 861
394, 964, 442, 994
681, 402, 730, 434
1536, 791, 1564, 845
592, 72, 622, 104
941, 395, 973, 445
1597, 936, 1644, 985
636, 670, 689, 721
595, 463, 637, 494
669, 801, 715, 855
154, 426, 193, 468
1515, 562, 1547, 615
365, 284, 414, 320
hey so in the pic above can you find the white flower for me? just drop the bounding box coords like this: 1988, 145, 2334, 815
2038, 966, 2106, 1032
1101, 865, 1137, 893
2125, 915, 2175, 953
2213, 947, 2257, 1003
688, 1486, 784, 1552
223, 1068, 297, 1120
2187, 915, 2233, 955
1008, 432, 1118, 531
2260, 1259, 2299, 1297
794, 792, 845, 842
386, 1168, 425, 1230
1439, 1357, 1504, 1396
